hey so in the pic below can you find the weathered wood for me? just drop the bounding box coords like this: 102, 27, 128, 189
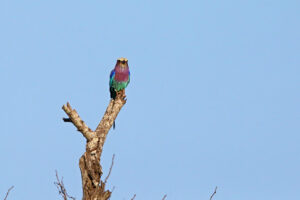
62, 90, 126, 200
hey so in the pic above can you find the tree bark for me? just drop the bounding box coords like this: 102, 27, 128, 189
62, 90, 127, 200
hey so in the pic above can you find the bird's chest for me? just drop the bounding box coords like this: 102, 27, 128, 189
115, 71, 129, 82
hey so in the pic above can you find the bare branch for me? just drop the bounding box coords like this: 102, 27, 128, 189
104, 154, 115, 184
209, 186, 217, 200
62, 102, 94, 141
162, 194, 167, 200
130, 194, 136, 200
54, 170, 76, 200
95, 91, 127, 156
3, 186, 14, 200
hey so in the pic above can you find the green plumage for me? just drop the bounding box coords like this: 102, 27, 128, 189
109, 77, 130, 91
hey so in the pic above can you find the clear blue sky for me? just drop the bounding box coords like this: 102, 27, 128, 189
1, 1, 299, 200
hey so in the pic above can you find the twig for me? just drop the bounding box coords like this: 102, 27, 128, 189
130, 194, 136, 200
162, 194, 167, 200
107, 186, 116, 200
104, 154, 115, 184
209, 186, 217, 200
111, 186, 115, 193
63, 118, 72, 122
54, 170, 76, 200
3, 186, 14, 200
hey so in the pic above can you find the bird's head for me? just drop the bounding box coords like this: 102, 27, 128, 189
116, 57, 128, 68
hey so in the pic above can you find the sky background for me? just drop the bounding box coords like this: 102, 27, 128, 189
0, 0, 299, 200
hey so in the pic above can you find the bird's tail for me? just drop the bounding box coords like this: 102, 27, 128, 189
110, 86, 116, 129
110, 87, 117, 99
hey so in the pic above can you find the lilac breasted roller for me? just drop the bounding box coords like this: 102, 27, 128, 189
109, 57, 130, 99
109, 57, 130, 129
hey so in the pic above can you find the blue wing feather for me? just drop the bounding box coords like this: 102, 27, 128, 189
109, 69, 115, 87
110, 69, 115, 79
127, 70, 130, 85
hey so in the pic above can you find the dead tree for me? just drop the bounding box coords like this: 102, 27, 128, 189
62, 90, 127, 200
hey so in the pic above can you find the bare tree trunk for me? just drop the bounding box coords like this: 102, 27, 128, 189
62, 90, 127, 200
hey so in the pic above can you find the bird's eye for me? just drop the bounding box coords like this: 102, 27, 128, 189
121, 60, 126, 64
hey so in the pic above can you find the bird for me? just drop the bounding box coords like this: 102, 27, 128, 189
109, 57, 130, 129
109, 57, 130, 100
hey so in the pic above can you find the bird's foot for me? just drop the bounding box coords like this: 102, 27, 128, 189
116, 89, 127, 103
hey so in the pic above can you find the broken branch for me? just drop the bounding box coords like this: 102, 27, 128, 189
62, 102, 94, 141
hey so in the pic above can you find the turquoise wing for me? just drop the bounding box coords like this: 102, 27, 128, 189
109, 69, 115, 87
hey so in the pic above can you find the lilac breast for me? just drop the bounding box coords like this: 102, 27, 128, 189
115, 66, 129, 82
